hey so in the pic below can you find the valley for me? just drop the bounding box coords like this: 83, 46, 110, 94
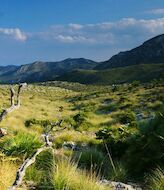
0, 80, 163, 189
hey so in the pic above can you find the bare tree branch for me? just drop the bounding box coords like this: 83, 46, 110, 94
9, 119, 64, 190
0, 83, 27, 122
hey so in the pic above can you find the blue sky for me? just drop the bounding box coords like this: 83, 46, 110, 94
0, 0, 164, 65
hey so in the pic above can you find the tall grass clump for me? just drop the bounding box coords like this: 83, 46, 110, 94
73, 147, 107, 175
107, 161, 128, 183
1, 132, 42, 158
53, 158, 109, 190
147, 167, 164, 190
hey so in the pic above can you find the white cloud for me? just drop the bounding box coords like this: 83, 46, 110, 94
0, 28, 27, 41
68, 23, 83, 30
145, 8, 164, 15
43, 18, 164, 45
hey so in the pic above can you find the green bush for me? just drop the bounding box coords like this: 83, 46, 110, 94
96, 125, 133, 158
124, 107, 164, 179
25, 150, 54, 188
113, 111, 136, 126
2, 132, 42, 157
25, 118, 52, 128
72, 112, 93, 131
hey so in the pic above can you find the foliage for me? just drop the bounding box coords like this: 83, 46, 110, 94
97, 103, 118, 114
96, 124, 133, 158
147, 167, 164, 190
1, 132, 42, 158
25, 150, 54, 189
73, 147, 106, 173
124, 107, 164, 179
25, 118, 52, 128
113, 111, 137, 126
108, 161, 128, 183
53, 158, 109, 190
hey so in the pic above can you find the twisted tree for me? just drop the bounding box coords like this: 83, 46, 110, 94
0, 83, 27, 122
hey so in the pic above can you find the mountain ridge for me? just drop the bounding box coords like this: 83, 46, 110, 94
0, 34, 164, 84
95, 34, 164, 69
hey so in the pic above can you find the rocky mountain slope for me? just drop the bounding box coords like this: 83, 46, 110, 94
0, 34, 164, 84
0, 58, 97, 83
95, 34, 164, 69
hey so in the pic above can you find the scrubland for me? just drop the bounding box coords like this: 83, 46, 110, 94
0, 80, 163, 190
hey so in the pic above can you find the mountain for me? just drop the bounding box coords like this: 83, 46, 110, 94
95, 34, 164, 70
0, 58, 98, 83
0, 34, 164, 84
56, 63, 164, 85
0, 65, 19, 76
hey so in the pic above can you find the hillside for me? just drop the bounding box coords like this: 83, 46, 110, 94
56, 63, 164, 85
0, 58, 98, 83
95, 34, 164, 69
0, 81, 163, 189
0, 34, 164, 85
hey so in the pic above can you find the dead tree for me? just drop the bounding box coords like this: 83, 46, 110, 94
0, 83, 27, 122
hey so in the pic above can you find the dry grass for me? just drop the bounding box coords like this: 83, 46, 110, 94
0, 160, 18, 190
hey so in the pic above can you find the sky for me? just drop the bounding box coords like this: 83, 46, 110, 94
0, 0, 164, 65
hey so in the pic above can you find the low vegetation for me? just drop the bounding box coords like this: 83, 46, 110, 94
0, 80, 163, 189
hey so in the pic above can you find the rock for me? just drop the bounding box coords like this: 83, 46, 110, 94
99, 179, 142, 190
62, 141, 78, 150
62, 141, 89, 151
136, 113, 143, 120
0, 128, 7, 137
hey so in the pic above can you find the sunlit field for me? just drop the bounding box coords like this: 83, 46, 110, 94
0, 80, 163, 189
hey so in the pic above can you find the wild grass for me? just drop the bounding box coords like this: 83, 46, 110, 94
1, 131, 42, 158
53, 158, 110, 190
72, 147, 106, 174
0, 81, 163, 188
54, 130, 100, 149
0, 158, 18, 190
147, 167, 164, 190
25, 149, 54, 188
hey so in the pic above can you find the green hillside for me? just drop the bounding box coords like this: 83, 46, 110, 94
56, 63, 164, 85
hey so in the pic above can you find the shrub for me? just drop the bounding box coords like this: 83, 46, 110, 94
72, 112, 93, 131
113, 111, 136, 126
25, 118, 52, 128
96, 124, 133, 158
73, 112, 87, 124
25, 150, 54, 188
124, 106, 164, 179
2, 132, 42, 157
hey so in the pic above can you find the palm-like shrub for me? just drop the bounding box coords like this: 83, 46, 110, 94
2, 132, 42, 157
